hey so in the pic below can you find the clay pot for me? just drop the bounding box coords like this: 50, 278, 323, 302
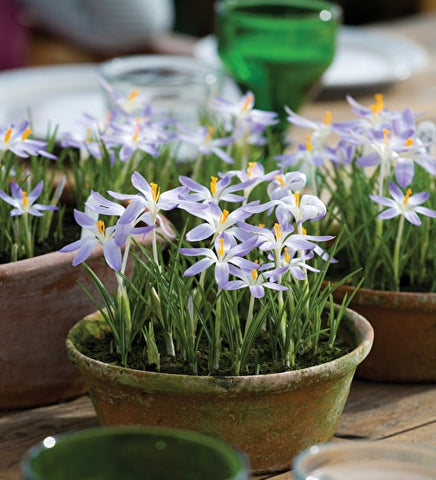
66, 308, 373, 474
332, 285, 436, 383
0, 226, 167, 410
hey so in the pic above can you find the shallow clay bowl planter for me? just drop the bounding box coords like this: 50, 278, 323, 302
332, 285, 436, 383
66, 308, 373, 474
0, 227, 167, 410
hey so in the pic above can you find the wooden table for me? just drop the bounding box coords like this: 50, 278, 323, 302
1, 381, 435, 479
2, 11, 436, 480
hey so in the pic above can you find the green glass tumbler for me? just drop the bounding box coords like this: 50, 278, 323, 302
215, 0, 341, 130
21, 426, 249, 480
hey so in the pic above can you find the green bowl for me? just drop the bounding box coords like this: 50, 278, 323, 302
21, 426, 249, 480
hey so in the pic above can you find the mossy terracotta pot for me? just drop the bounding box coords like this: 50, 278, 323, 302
21, 426, 249, 480
66, 308, 373, 474
0, 227, 166, 410
332, 285, 436, 383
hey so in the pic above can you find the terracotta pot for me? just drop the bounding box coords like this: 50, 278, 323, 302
66, 308, 373, 474
332, 285, 436, 383
0, 226, 167, 410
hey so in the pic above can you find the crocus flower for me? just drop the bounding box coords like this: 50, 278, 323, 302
60, 209, 122, 270
223, 263, 288, 298
0, 121, 56, 159
0, 181, 58, 217
180, 232, 258, 286
370, 182, 436, 226
177, 125, 235, 164
179, 172, 254, 204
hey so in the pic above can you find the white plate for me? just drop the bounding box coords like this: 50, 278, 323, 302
0, 63, 105, 139
193, 26, 430, 91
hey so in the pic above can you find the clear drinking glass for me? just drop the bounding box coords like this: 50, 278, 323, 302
215, 0, 342, 130
21, 426, 249, 480
293, 441, 436, 480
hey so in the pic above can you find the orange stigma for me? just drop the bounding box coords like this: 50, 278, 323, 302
150, 183, 160, 202
247, 162, 257, 178
218, 237, 225, 257
324, 111, 332, 125
243, 93, 253, 111
210, 176, 218, 195
306, 134, 313, 152
294, 191, 300, 207
128, 89, 139, 101
275, 175, 285, 187
274, 223, 283, 240
404, 188, 412, 205
97, 220, 105, 235
22, 191, 28, 207
219, 209, 229, 224
4, 127, 12, 143
21, 128, 31, 141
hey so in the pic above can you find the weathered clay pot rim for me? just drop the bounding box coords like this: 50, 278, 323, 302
66, 307, 374, 395
335, 284, 436, 310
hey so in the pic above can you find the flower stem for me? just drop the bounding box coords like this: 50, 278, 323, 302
393, 215, 405, 291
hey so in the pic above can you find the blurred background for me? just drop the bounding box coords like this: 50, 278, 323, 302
1, 0, 436, 71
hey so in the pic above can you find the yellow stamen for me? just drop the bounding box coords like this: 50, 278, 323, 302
218, 237, 225, 257
294, 191, 300, 207
133, 124, 141, 142
251, 268, 258, 281
22, 191, 28, 207
324, 111, 332, 125
243, 92, 254, 111
275, 175, 285, 187
405, 138, 413, 147
4, 128, 12, 143
306, 133, 313, 152
205, 126, 215, 142
383, 128, 390, 144
210, 176, 218, 195
258, 223, 265, 228
404, 188, 412, 205
21, 128, 32, 141
97, 220, 105, 235
374, 93, 384, 111
128, 89, 140, 101
247, 162, 257, 178
219, 209, 229, 224
301, 227, 307, 235
284, 247, 290, 264
274, 223, 283, 240
150, 182, 160, 202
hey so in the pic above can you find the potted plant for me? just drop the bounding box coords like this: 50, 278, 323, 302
64, 92, 373, 474
0, 90, 177, 409
278, 94, 436, 382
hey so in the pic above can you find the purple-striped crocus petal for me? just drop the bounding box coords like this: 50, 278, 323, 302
179, 247, 212, 257
263, 282, 288, 292
117, 198, 146, 225
186, 223, 215, 242
409, 192, 430, 205
378, 208, 400, 220
289, 267, 307, 280
179, 176, 209, 194
73, 209, 98, 228
231, 256, 259, 270
369, 194, 396, 208
215, 262, 230, 286
404, 211, 422, 226
59, 239, 83, 253
28, 181, 44, 202
103, 239, 122, 271
183, 258, 214, 277
221, 280, 246, 291
119, 144, 134, 162
9, 182, 22, 200
395, 158, 414, 188
415, 206, 436, 218
30, 204, 58, 214
356, 152, 381, 167
212, 147, 234, 165
249, 285, 265, 299
388, 182, 405, 203
71, 239, 98, 266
